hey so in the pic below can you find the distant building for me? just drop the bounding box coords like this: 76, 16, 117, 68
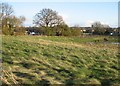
30, 32, 35, 35
80, 27, 93, 34
25, 27, 41, 35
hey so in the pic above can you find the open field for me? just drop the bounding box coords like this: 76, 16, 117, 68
1, 35, 120, 85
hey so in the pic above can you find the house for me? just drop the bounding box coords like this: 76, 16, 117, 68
25, 27, 41, 35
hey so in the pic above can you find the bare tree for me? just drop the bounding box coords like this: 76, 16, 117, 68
0, 3, 26, 35
18, 16, 26, 26
0, 3, 14, 30
33, 8, 64, 27
9, 16, 25, 27
1, 3, 14, 18
0, 3, 2, 20
0, 3, 2, 29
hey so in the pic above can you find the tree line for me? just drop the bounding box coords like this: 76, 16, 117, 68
0, 3, 119, 36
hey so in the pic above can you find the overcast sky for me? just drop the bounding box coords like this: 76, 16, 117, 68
1, 0, 119, 27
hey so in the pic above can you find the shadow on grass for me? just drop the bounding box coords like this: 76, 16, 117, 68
35, 79, 50, 86
13, 71, 35, 80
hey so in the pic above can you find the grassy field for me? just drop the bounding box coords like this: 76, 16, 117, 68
1, 35, 119, 85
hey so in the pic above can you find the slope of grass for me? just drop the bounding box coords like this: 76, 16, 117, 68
2, 35, 119, 85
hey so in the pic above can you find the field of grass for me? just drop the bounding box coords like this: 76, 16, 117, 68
1, 35, 120, 85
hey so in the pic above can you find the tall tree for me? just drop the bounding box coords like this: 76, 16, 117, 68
0, 3, 14, 34
1, 3, 14, 18
33, 8, 64, 27
92, 21, 110, 35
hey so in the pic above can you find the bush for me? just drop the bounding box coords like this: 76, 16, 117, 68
14, 27, 26, 35
2, 27, 14, 35
71, 28, 81, 36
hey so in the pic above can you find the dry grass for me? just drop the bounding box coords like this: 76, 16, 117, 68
1, 67, 19, 85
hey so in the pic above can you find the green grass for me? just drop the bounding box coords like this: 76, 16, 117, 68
2, 35, 119, 85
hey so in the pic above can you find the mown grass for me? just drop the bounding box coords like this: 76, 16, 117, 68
1, 35, 119, 85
